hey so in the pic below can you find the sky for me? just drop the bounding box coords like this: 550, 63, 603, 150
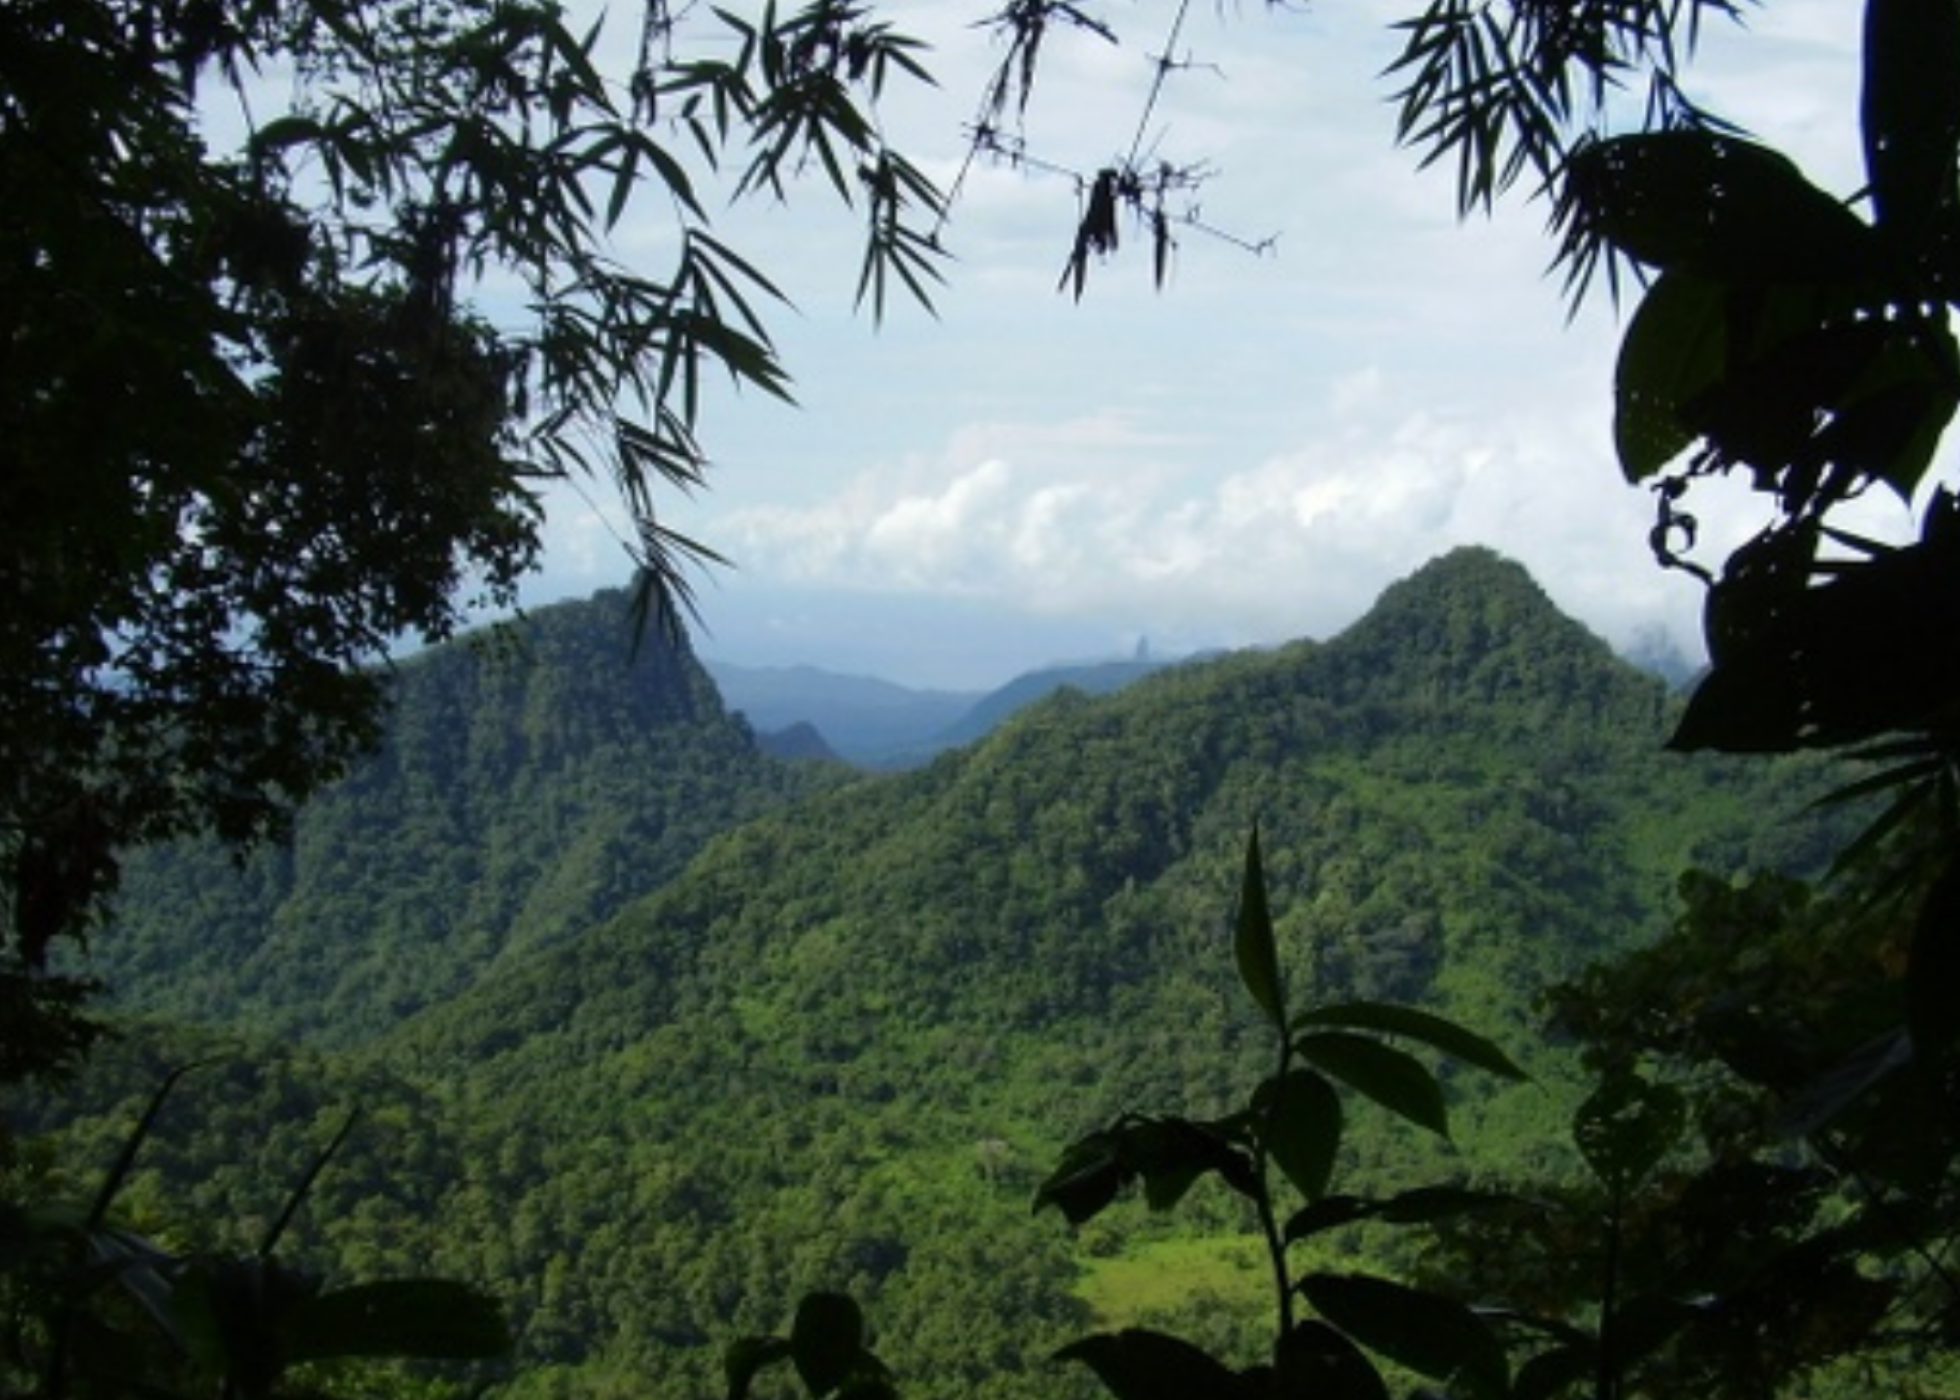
512, 0, 1881, 691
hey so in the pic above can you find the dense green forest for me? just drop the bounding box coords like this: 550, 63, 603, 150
10, 549, 1860, 1399
14, 1, 1960, 1395
92, 595, 843, 1046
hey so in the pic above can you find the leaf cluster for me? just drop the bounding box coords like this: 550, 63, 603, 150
1037, 832, 1528, 1400
1537, 4, 1960, 1196
1, 0, 953, 1080
1390, 0, 1743, 220
3, 1066, 507, 1400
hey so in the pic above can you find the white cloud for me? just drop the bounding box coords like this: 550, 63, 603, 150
513, 0, 1890, 688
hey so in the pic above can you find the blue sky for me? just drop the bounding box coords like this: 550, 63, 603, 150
513, 0, 1879, 690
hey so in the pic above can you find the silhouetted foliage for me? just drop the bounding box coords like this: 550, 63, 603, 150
0, 0, 944, 1079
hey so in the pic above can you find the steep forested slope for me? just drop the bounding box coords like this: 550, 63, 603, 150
93, 591, 838, 1046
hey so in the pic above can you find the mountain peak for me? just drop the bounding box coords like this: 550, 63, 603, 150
1320, 547, 1644, 717
1379, 545, 1554, 613
1349, 548, 1583, 641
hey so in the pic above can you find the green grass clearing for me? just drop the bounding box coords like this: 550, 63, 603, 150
1074, 1234, 1271, 1327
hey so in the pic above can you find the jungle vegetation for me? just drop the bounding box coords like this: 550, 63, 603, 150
7, 1, 1960, 1398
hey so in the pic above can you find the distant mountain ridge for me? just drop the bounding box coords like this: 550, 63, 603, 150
703, 661, 978, 765
707, 656, 1177, 766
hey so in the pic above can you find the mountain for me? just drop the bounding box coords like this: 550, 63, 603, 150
94, 591, 839, 1046
382, 549, 1838, 1391
751, 719, 847, 763
707, 656, 1173, 767
40, 548, 1853, 1399
923, 658, 1168, 752
713, 654, 1176, 764
704, 661, 980, 766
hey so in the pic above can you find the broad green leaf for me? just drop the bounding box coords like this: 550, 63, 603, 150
1614, 270, 1725, 483
171, 1255, 321, 1392
1667, 524, 1819, 753
1299, 1272, 1508, 1399
1255, 1069, 1342, 1202
1292, 1002, 1527, 1080
1685, 318, 1891, 468
282, 1279, 509, 1363
1573, 1070, 1685, 1193
1137, 1118, 1257, 1210
1908, 855, 1960, 1066
1824, 320, 1960, 500
1057, 1328, 1259, 1400
1863, 0, 1960, 243
1293, 1033, 1449, 1137
1283, 1195, 1375, 1245
725, 1335, 792, 1400
1677, 313, 1958, 506
1273, 1319, 1389, 1400
1035, 1132, 1131, 1225
1569, 131, 1873, 281
1283, 1186, 1509, 1244
791, 1291, 869, 1395
1674, 510, 1960, 755
1375, 1184, 1514, 1224
1235, 828, 1287, 1028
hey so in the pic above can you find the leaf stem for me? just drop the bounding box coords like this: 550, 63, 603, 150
1253, 1023, 1297, 1336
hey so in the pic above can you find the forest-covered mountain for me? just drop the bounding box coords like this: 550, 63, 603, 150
22, 548, 1853, 1400
94, 594, 841, 1046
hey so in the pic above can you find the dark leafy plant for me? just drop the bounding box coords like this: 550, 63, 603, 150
1036, 828, 1528, 1400
0, 0, 947, 1080
1425, 857, 1960, 1399
1544, 0, 1960, 961
1, 1067, 507, 1400
724, 1291, 894, 1400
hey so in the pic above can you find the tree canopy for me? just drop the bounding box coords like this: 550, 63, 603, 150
1, 0, 946, 1067
12, 1, 1960, 1392
8, 0, 1959, 1126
